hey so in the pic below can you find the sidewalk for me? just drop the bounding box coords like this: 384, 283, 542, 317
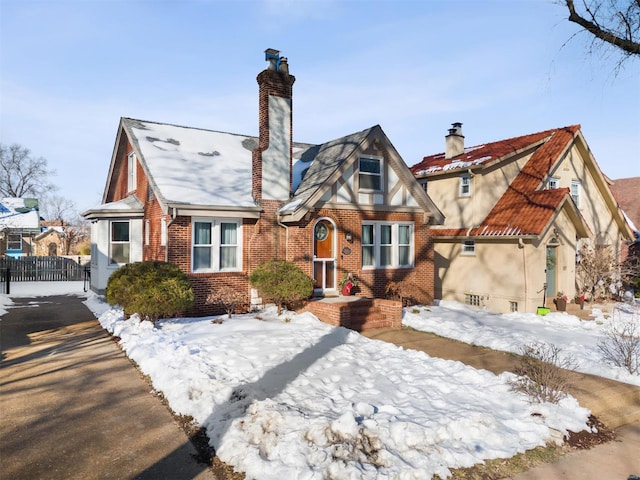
0, 294, 216, 480
362, 327, 640, 479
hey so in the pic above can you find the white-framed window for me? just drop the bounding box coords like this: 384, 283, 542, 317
7, 233, 22, 251
465, 294, 480, 306
571, 180, 581, 207
192, 218, 241, 272
110, 220, 130, 265
510, 301, 518, 312
548, 177, 559, 189
160, 217, 167, 246
462, 239, 475, 255
459, 173, 471, 196
359, 156, 382, 191
361, 221, 414, 269
127, 152, 137, 192
144, 220, 150, 246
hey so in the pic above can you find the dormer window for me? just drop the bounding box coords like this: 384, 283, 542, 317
548, 177, 559, 189
127, 152, 137, 192
359, 156, 382, 191
459, 173, 471, 197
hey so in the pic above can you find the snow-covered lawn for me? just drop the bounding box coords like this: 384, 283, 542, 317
2, 283, 612, 479
404, 300, 640, 387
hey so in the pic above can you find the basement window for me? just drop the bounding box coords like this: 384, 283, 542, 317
510, 301, 518, 312
461, 240, 475, 255
465, 294, 480, 307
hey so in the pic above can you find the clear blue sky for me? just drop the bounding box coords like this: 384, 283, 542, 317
1, 0, 638, 214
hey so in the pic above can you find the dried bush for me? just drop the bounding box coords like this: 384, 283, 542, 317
510, 342, 574, 404
384, 280, 423, 306
207, 284, 247, 318
598, 317, 640, 375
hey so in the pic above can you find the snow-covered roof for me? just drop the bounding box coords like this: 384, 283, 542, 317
0, 197, 40, 230
123, 118, 259, 209
83, 195, 144, 219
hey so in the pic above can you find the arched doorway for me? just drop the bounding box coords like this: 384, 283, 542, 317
313, 218, 336, 295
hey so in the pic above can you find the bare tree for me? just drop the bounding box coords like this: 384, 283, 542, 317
0, 143, 56, 198
40, 194, 76, 222
561, 0, 640, 65
39, 194, 90, 255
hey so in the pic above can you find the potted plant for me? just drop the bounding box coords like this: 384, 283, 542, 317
339, 273, 358, 296
554, 291, 568, 311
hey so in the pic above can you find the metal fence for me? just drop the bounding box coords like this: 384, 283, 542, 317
0, 256, 87, 283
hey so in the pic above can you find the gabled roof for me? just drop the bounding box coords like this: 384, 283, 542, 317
0, 197, 40, 230
280, 125, 444, 223
411, 128, 563, 176
98, 118, 442, 223
609, 177, 640, 233
119, 118, 261, 210
425, 126, 594, 238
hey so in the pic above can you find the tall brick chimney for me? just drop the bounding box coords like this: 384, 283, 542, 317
445, 122, 464, 159
253, 49, 296, 202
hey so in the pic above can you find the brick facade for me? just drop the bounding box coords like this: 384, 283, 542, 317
99, 53, 436, 321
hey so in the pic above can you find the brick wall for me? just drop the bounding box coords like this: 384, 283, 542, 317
253, 67, 295, 201
285, 207, 436, 305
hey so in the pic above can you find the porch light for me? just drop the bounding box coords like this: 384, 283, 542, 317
345, 232, 353, 243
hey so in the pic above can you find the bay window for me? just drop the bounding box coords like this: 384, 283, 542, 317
361, 222, 414, 269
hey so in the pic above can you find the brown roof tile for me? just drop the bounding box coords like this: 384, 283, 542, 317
426, 126, 581, 238
609, 177, 640, 231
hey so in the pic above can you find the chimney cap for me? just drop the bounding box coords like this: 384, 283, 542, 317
265, 48, 280, 58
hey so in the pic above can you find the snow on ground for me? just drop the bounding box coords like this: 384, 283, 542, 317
403, 300, 640, 387
1, 282, 596, 479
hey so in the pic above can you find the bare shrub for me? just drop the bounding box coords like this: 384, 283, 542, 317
207, 285, 247, 318
384, 280, 423, 306
510, 342, 575, 404
598, 313, 640, 375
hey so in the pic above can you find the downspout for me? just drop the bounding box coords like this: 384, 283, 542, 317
276, 213, 289, 261
519, 237, 528, 311
164, 208, 178, 263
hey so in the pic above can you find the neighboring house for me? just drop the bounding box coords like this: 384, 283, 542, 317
84, 50, 443, 316
34, 222, 67, 256
0, 198, 40, 258
609, 177, 640, 236
410, 123, 633, 313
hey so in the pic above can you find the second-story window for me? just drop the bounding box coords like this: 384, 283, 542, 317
571, 180, 581, 207
548, 177, 559, 189
359, 156, 382, 191
127, 152, 137, 192
459, 173, 471, 197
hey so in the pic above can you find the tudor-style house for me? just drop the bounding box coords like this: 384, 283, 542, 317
84, 50, 443, 320
410, 123, 633, 314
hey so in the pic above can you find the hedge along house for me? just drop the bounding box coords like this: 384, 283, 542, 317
84, 50, 444, 324
410, 123, 633, 314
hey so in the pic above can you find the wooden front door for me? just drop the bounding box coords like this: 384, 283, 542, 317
313, 220, 336, 295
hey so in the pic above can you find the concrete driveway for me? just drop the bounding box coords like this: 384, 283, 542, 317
0, 294, 216, 480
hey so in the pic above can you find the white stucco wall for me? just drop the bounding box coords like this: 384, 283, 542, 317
90, 218, 143, 294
